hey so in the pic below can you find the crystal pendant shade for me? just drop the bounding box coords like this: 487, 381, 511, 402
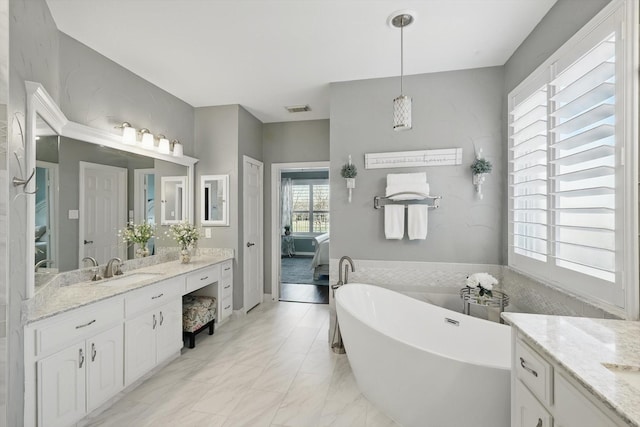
393, 95, 412, 131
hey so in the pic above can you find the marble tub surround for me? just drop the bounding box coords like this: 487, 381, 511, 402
328, 259, 622, 320
23, 250, 234, 324
501, 267, 622, 319
503, 313, 640, 426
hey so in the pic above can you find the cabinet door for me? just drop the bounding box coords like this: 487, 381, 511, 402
124, 311, 156, 386
554, 373, 613, 427
38, 344, 87, 427
514, 380, 552, 427
156, 299, 183, 363
87, 324, 124, 411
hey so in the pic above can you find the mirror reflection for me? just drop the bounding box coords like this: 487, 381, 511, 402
34, 115, 188, 273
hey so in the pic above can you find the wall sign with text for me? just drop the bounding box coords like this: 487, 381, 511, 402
364, 148, 463, 169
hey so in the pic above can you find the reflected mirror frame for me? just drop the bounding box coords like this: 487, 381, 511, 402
201, 174, 229, 226
161, 175, 188, 225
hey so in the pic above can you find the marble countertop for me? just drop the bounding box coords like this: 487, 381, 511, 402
26, 254, 233, 324
503, 313, 640, 426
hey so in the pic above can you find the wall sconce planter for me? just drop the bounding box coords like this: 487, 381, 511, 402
341, 155, 358, 203
470, 152, 492, 200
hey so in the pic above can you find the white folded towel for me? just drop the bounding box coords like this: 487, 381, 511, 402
386, 172, 427, 186
385, 205, 405, 240
386, 183, 430, 200
408, 205, 428, 240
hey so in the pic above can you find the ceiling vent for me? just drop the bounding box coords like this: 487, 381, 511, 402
285, 105, 311, 113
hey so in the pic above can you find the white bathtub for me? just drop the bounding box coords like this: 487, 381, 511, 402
335, 283, 511, 427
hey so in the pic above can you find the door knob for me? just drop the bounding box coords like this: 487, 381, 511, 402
246, 242, 255, 247
84, 240, 94, 245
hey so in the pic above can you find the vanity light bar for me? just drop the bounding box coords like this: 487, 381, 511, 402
115, 121, 183, 156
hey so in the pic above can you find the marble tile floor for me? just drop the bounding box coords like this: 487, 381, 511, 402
85, 300, 400, 427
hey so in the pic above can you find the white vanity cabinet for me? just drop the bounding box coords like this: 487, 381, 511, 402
184, 260, 233, 324
512, 334, 626, 427
25, 297, 125, 427
124, 277, 183, 386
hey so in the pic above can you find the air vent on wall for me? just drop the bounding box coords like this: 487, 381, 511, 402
285, 105, 311, 113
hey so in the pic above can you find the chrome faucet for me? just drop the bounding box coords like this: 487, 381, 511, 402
105, 257, 123, 278
82, 256, 102, 281
332, 256, 355, 290
34, 259, 54, 272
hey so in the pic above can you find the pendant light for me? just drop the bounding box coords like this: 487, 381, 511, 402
391, 12, 414, 131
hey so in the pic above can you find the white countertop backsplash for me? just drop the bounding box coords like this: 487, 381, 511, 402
23, 248, 234, 324
503, 313, 640, 427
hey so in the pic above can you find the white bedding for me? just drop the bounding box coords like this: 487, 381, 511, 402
311, 233, 330, 270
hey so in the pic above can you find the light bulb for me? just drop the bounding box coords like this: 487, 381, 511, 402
158, 135, 171, 154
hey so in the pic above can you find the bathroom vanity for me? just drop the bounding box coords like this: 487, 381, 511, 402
503, 313, 640, 427
23, 254, 233, 427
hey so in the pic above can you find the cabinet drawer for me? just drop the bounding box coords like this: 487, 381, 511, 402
125, 278, 182, 318
35, 298, 123, 358
221, 297, 232, 318
185, 265, 220, 294
221, 280, 232, 299
516, 338, 553, 405
221, 260, 232, 280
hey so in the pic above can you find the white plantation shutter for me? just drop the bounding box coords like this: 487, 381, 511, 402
507, 2, 632, 309
549, 32, 617, 283
510, 84, 548, 263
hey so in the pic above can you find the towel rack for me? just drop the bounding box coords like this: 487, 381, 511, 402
373, 192, 442, 210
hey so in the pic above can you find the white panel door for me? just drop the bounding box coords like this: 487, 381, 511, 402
79, 162, 127, 265
155, 299, 182, 364
87, 324, 124, 412
38, 344, 86, 427
243, 156, 263, 312
124, 311, 156, 386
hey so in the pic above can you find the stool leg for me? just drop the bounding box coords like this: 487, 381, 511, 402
188, 333, 195, 349
209, 320, 215, 335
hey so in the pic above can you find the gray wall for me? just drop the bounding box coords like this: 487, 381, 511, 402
330, 67, 505, 265
58, 33, 195, 154
262, 120, 329, 292
0, 0, 7, 421
194, 105, 242, 307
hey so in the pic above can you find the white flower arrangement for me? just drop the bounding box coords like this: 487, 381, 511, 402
465, 272, 498, 298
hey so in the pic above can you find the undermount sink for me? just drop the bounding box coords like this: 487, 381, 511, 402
602, 363, 640, 391
96, 272, 162, 287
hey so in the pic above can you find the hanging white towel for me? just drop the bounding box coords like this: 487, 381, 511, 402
385, 205, 405, 240
408, 205, 428, 240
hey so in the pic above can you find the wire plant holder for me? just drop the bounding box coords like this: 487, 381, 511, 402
460, 287, 509, 324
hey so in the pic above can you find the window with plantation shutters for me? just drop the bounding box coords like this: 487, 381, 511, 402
508, 0, 636, 311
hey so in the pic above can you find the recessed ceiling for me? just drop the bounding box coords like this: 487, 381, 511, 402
45, 0, 557, 123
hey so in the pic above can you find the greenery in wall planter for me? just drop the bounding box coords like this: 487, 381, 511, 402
470, 155, 492, 200
470, 158, 493, 175
340, 163, 358, 179
341, 156, 357, 203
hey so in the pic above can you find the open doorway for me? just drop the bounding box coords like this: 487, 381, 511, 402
271, 162, 330, 304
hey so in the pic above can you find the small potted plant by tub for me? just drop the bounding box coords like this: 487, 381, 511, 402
341, 156, 358, 203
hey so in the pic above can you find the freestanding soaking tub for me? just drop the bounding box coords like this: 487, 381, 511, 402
335, 283, 511, 427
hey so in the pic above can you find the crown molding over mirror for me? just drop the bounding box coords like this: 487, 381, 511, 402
24, 81, 198, 299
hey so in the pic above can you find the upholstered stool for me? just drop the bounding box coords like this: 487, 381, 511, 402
182, 295, 217, 348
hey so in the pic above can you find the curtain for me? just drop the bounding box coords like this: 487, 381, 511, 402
281, 178, 293, 233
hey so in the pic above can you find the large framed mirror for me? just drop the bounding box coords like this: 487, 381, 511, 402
24, 81, 198, 298
201, 174, 229, 226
